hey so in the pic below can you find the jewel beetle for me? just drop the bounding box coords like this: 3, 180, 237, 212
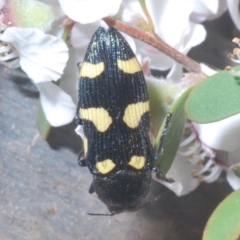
76, 27, 170, 215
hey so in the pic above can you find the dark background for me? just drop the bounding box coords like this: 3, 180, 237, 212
0, 12, 236, 240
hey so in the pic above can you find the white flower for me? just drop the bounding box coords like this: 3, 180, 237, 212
0, 26, 76, 126
145, 67, 230, 196
70, 20, 108, 58
193, 115, 240, 190
38, 81, 76, 127
121, 0, 207, 80
153, 120, 225, 196
194, 115, 240, 152
0, 0, 78, 127
0, 27, 68, 82
159, 64, 240, 194
58, 0, 122, 24
189, 64, 240, 190
153, 149, 200, 196
70, 20, 137, 65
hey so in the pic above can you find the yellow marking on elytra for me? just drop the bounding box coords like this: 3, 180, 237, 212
83, 137, 88, 156
79, 61, 104, 78
128, 156, 146, 170
96, 159, 116, 174
80, 107, 112, 132
117, 58, 141, 74
123, 101, 149, 128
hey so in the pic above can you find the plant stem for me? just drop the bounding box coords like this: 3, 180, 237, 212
103, 17, 202, 74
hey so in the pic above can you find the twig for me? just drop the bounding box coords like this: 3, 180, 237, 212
103, 17, 202, 74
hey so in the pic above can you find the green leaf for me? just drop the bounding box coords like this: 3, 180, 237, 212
38, 102, 51, 139
232, 164, 240, 178
185, 66, 240, 123
203, 189, 240, 240
147, 78, 179, 132
154, 88, 192, 174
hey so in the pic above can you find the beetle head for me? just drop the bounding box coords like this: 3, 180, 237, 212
92, 169, 152, 214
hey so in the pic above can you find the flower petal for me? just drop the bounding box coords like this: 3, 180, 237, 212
71, 21, 136, 60
198, 0, 220, 14
200, 63, 217, 76
0, 0, 5, 9
0, 27, 69, 83
153, 153, 199, 196
226, 162, 240, 190
194, 114, 240, 152
135, 39, 174, 71
58, 0, 122, 24
190, 0, 227, 22
70, 21, 106, 49
227, 0, 240, 30
153, 175, 183, 196
75, 125, 85, 139
132, 0, 206, 74
59, 47, 79, 104
38, 81, 76, 127
181, 23, 206, 54
121, 0, 148, 29
146, 0, 193, 46
166, 62, 183, 80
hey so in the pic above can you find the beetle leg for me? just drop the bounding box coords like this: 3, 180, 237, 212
154, 113, 172, 161
75, 113, 83, 125
151, 166, 174, 183
78, 159, 87, 167
153, 113, 174, 183
89, 182, 95, 194
78, 150, 87, 167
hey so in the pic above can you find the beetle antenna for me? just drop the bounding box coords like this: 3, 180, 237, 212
87, 196, 161, 216
138, 195, 162, 210
88, 213, 115, 216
